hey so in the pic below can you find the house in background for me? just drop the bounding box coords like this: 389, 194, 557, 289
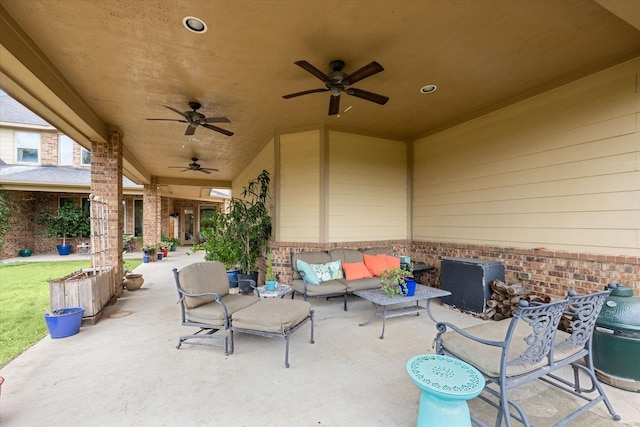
0, 91, 228, 259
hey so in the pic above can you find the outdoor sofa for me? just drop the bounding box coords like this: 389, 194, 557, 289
291, 247, 401, 310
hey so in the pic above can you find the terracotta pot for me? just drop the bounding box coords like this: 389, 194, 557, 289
124, 273, 144, 290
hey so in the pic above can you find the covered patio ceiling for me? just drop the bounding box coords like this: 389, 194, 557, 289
1, 0, 639, 198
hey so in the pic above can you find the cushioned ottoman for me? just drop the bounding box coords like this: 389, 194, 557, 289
230, 298, 315, 368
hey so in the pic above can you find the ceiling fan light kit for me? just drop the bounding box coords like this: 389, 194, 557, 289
283, 59, 389, 115
168, 157, 218, 174
146, 102, 234, 136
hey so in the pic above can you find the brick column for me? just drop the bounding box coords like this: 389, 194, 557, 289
90, 127, 124, 297
143, 176, 161, 249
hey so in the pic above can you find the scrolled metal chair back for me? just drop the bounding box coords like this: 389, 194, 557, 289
557, 289, 611, 350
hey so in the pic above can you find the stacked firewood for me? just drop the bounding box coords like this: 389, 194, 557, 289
484, 280, 550, 320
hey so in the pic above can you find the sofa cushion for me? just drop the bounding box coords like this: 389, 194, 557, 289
292, 251, 331, 280
329, 248, 364, 264
311, 260, 344, 282
363, 253, 389, 277
178, 261, 230, 309
185, 293, 259, 325
342, 262, 374, 280
344, 277, 382, 292
296, 259, 320, 285
292, 279, 346, 296
384, 255, 401, 269
363, 247, 393, 256
231, 298, 311, 334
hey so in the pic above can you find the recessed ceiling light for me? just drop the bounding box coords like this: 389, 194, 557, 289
420, 85, 437, 94
188, 137, 200, 142
183, 16, 207, 34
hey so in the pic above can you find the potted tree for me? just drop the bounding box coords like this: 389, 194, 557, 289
227, 170, 272, 293
34, 202, 91, 255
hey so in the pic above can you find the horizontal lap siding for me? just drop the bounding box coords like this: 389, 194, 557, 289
328, 131, 408, 242
279, 131, 320, 242
413, 58, 640, 256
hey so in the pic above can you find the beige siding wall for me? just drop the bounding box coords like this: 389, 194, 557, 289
328, 131, 408, 242
279, 130, 321, 242
0, 128, 14, 161
413, 58, 640, 256
232, 137, 275, 198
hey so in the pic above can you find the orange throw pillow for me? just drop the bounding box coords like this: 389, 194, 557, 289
386, 255, 401, 269
363, 253, 389, 277
342, 262, 374, 280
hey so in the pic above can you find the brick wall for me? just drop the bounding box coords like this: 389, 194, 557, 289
263, 240, 639, 298
39, 131, 58, 165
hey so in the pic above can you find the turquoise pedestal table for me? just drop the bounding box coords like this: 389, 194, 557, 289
406, 354, 484, 427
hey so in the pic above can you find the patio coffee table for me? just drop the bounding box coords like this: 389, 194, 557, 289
353, 284, 451, 339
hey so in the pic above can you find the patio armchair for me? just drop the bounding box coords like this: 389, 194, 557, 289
173, 261, 258, 355
434, 290, 619, 426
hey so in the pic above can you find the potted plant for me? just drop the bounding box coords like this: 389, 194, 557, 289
143, 245, 156, 263
193, 209, 241, 288
158, 241, 170, 258
167, 236, 180, 251
34, 202, 91, 255
265, 252, 277, 291
380, 266, 416, 297
227, 170, 272, 291
43, 307, 84, 338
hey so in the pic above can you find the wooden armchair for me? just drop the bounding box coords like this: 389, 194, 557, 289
434, 290, 619, 427
173, 261, 258, 355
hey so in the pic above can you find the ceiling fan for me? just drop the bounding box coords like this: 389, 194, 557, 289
168, 157, 218, 174
282, 60, 389, 115
146, 102, 234, 136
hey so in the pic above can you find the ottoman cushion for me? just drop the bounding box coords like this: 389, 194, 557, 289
231, 299, 311, 334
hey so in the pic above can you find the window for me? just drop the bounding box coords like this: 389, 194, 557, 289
59, 197, 74, 208
81, 147, 91, 165
58, 135, 74, 165
134, 199, 143, 237
122, 199, 127, 234
16, 131, 40, 163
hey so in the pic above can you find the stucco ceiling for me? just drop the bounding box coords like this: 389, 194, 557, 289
1, 0, 639, 198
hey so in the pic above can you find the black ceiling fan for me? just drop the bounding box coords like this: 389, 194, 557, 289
168, 157, 218, 174
146, 102, 234, 136
282, 60, 389, 115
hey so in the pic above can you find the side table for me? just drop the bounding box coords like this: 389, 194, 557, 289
406, 354, 484, 427
255, 283, 294, 299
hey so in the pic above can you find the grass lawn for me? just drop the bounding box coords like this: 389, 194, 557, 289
0, 259, 142, 367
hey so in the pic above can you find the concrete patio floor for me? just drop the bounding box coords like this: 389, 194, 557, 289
0, 248, 638, 426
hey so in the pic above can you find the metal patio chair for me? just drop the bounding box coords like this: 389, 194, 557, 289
173, 261, 258, 355
434, 289, 619, 426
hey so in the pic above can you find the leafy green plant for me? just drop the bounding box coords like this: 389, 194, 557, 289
227, 170, 271, 274
34, 202, 90, 246
265, 253, 276, 282
380, 266, 413, 298
192, 208, 239, 269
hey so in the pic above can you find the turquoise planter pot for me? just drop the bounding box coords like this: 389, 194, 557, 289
19, 249, 32, 257
265, 280, 277, 292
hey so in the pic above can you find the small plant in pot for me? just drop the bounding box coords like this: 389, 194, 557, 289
265, 253, 277, 291
380, 266, 415, 298
34, 202, 90, 255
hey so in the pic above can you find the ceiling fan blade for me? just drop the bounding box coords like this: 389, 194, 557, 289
328, 94, 340, 115
201, 167, 219, 172
201, 123, 234, 136
168, 166, 187, 168
282, 88, 329, 99
198, 169, 212, 174
146, 118, 188, 123
163, 105, 189, 118
204, 116, 231, 124
184, 125, 197, 136
346, 88, 389, 105
344, 61, 384, 85
294, 60, 330, 82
